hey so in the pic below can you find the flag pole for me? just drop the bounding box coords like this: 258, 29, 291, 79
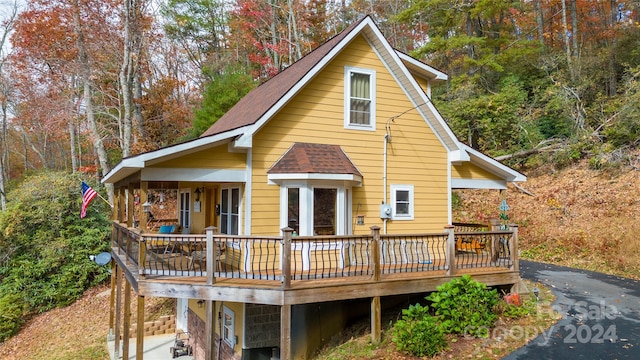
96, 191, 113, 207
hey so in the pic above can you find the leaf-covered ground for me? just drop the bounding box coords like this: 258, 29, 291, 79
0, 284, 173, 360
1, 159, 638, 359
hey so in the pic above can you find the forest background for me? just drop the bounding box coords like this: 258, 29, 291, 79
1, 0, 640, 348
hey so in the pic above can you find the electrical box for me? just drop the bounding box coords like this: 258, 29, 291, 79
380, 203, 392, 219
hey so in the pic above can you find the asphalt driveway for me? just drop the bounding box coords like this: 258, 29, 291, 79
504, 260, 640, 359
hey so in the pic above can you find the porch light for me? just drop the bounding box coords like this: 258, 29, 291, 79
142, 201, 152, 213
194, 187, 204, 201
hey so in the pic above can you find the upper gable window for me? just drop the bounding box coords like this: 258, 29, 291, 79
344, 67, 376, 131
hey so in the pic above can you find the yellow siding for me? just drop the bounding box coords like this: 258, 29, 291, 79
251, 35, 449, 235
151, 144, 246, 169
452, 162, 502, 181
415, 76, 430, 94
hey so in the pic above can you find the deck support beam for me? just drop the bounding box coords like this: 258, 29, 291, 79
206, 301, 214, 360
122, 279, 132, 359
136, 295, 145, 360
281, 304, 292, 360
371, 296, 381, 344
109, 260, 116, 337
114, 266, 122, 359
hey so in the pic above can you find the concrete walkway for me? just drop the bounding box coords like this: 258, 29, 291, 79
108, 333, 194, 360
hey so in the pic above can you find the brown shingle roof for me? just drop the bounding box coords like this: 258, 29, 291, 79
199, 18, 367, 138
268, 143, 362, 176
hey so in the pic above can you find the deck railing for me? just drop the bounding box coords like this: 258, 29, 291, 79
111, 222, 518, 286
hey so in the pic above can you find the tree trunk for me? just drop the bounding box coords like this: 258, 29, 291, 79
570, 0, 578, 59
287, 0, 302, 62
120, 0, 134, 157
535, 0, 544, 45
69, 121, 77, 172
561, 0, 574, 81
73, 0, 113, 202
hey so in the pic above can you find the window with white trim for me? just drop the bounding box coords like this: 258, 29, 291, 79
222, 305, 235, 347
391, 185, 414, 220
344, 67, 376, 130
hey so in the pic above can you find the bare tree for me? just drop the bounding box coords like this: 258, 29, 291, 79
0, 0, 21, 210
72, 0, 113, 202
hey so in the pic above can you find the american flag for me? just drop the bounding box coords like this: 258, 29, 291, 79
81, 181, 98, 218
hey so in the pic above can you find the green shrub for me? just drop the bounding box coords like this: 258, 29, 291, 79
426, 274, 499, 337
392, 303, 447, 357
0, 292, 26, 341
0, 171, 112, 340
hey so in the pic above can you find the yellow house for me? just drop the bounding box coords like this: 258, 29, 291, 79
103, 16, 525, 360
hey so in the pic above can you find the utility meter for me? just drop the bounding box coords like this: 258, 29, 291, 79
380, 203, 392, 219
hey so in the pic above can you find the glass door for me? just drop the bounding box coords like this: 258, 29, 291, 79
220, 187, 240, 235
179, 190, 190, 234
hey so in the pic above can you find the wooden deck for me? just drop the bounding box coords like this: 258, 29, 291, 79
111, 222, 520, 305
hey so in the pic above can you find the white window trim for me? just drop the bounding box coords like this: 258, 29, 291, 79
390, 184, 414, 220
222, 305, 235, 347
344, 66, 376, 131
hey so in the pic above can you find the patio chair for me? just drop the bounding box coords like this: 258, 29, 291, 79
187, 242, 226, 272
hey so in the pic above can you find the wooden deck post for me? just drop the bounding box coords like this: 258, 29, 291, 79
122, 279, 131, 360
114, 266, 122, 359
140, 182, 148, 231
509, 224, 519, 271
445, 225, 455, 276
138, 234, 146, 276
370, 226, 381, 282
113, 188, 119, 221
205, 226, 216, 285
282, 227, 293, 290
127, 183, 134, 227
136, 295, 145, 360
118, 187, 126, 223
490, 218, 500, 262
281, 304, 292, 360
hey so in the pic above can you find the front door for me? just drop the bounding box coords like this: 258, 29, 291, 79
220, 187, 240, 235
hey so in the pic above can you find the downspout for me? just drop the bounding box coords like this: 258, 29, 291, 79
383, 119, 394, 234
217, 301, 223, 360
383, 133, 388, 234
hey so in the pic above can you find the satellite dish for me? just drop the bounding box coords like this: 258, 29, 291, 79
94, 252, 112, 266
